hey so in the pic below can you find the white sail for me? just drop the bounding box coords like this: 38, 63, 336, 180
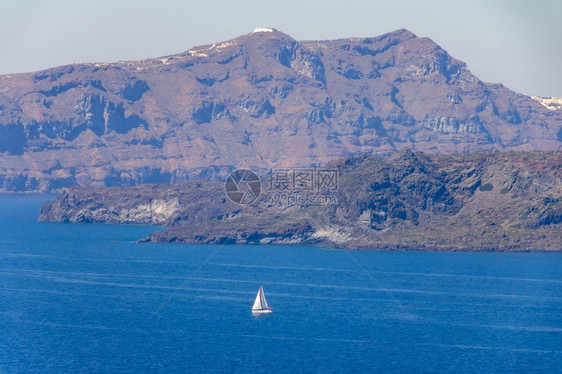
252, 286, 272, 313
260, 287, 269, 309
252, 287, 263, 310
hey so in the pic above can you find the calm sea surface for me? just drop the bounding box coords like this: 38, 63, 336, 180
0, 195, 561, 373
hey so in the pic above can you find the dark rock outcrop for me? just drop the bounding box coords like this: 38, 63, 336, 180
40, 151, 562, 252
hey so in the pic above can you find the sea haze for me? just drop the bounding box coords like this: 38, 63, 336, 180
0, 196, 561, 373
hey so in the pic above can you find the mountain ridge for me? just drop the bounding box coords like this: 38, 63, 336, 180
1, 28, 560, 192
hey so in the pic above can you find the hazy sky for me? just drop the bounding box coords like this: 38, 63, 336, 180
1, 0, 560, 96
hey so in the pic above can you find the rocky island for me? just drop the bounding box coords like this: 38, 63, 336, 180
40, 150, 562, 252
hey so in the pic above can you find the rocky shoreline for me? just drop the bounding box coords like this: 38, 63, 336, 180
39, 150, 562, 252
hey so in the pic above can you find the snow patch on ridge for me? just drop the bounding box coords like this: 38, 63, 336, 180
208, 41, 234, 50
531, 96, 562, 111
188, 50, 208, 57
252, 28, 274, 34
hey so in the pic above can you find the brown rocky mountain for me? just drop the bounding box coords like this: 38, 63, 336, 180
1, 28, 560, 192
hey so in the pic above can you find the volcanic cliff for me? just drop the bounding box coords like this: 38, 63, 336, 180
1, 28, 560, 192
40, 150, 562, 251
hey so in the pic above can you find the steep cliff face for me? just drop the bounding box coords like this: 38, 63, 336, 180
40, 151, 562, 251
39, 181, 242, 225
1, 28, 561, 192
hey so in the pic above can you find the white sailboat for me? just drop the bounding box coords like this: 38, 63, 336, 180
251, 286, 272, 314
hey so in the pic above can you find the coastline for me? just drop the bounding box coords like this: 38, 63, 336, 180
39, 151, 562, 253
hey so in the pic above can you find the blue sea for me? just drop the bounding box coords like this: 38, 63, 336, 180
0, 195, 561, 373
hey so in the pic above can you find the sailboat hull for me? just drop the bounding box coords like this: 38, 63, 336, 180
252, 309, 272, 314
